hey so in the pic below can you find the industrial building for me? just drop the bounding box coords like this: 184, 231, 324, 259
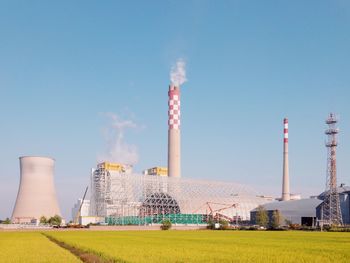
90, 161, 272, 225
11, 156, 61, 224
143, 167, 168, 176
90, 162, 134, 217
143, 167, 168, 195
250, 198, 323, 226
250, 186, 350, 227
89, 83, 272, 225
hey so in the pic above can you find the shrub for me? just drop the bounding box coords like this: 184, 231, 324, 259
160, 219, 172, 230
328, 226, 350, 232
1, 218, 11, 224
289, 224, 301, 230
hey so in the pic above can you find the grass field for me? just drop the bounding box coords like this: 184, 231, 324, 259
0, 232, 81, 263
45, 230, 350, 263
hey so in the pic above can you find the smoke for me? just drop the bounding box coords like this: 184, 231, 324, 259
98, 113, 139, 165
170, 58, 187, 86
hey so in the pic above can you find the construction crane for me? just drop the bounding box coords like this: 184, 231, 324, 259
206, 202, 238, 222
73, 186, 89, 225
193, 201, 238, 223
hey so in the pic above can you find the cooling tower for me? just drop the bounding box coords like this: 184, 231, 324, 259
168, 85, 181, 178
11, 156, 61, 223
281, 118, 290, 201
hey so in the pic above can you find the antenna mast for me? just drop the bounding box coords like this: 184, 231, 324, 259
322, 113, 342, 226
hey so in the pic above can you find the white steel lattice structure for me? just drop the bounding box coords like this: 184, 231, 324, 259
321, 113, 343, 226
90, 165, 271, 222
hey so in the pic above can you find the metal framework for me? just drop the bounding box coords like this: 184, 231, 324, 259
321, 113, 343, 226
90, 167, 271, 224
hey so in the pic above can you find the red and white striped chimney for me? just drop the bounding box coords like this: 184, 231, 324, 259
281, 118, 290, 201
168, 85, 181, 178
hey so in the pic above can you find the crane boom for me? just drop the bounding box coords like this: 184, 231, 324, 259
74, 186, 88, 225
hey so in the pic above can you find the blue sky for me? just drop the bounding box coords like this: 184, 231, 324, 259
1, 0, 349, 220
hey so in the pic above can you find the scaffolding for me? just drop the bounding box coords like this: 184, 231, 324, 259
90, 165, 270, 225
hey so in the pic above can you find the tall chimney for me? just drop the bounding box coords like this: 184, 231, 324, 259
168, 85, 181, 178
281, 118, 290, 201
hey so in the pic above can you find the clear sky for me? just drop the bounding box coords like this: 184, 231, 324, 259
1, 0, 349, 220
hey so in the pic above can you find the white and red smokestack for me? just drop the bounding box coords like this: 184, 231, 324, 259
168, 85, 181, 178
281, 118, 290, 201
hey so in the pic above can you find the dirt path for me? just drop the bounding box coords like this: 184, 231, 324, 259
43, 233, 118, 263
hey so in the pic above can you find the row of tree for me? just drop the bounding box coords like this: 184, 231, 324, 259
0, 218, 11, 224
39, 215, 62, 226
255, 205, 282, 229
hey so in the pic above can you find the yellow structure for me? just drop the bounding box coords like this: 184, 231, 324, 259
145, 167, 168, 176
98, 162, 125, 172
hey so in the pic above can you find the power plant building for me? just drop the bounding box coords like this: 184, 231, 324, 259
143, 167, 168, 195
90, 162, 135, 217
12, 156, 61, 224
90, 167, 272, 225
89, 83, 273, 225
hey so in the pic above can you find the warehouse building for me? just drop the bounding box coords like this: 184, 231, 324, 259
250, 198, 323, 226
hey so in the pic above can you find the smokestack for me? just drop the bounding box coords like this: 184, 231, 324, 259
168, 85, 181, 178
281, 118, 290, 201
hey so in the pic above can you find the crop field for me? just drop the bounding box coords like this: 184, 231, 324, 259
0, 232, 81, 263
45, 230, 350, 263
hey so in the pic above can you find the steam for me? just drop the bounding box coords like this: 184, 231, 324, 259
170, 58, 187, 86
98, 113, 139, 165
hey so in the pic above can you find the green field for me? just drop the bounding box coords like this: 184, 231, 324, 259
0, 232, 81, 263
1, 230, 350, 263
46, 230, 350, 263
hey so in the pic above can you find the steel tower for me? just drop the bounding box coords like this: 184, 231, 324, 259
322, 113, 343, 226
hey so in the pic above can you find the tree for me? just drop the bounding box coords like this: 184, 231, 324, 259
40, 216, 48, 224
2, 218, 11, 224
160, 219, 172, 230
270, 210, 282, 229
48, 215, 62, 226
255, 205, 268, 228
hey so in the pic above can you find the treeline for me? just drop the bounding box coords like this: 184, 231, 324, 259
39, 215, 62, 226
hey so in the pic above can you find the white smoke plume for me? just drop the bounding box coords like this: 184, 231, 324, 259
98, 113, 139, 165
170, 58, 187, 86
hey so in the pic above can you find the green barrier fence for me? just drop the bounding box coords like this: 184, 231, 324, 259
106, 214, 208, 225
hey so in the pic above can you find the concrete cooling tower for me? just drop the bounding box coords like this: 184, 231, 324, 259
11, 156, 61, 223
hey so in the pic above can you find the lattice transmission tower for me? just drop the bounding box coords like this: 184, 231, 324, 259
322, 113, 343, 226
